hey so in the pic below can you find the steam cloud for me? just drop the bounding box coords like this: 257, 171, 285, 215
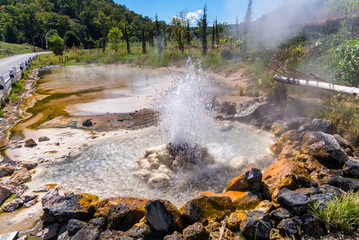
252, 0, 325, 48
228, 0, 325, 48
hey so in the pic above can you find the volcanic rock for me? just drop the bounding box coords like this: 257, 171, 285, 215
82, 119, 93, 127
269, 208, 291, 226
318, 184, 345, 197
271, 120, 287, 137
39, 136, 50, 142
8, 168, 31, 186
17, 161, 37, 170
322, 175, 359, 192
179, 191, 234, 224
89, 217, 106, 230
240, 211, 272, 240
234, 98, 270, 122
125, 222, 151, 240
219, 101, 236, 115
333, 134, 353, 151
164, 231, 183, 240
67, 219, 87, 236
310, 193, 335, 209
71, 225, 100, 240
277, 218, 297, 235
301, 131, 348, 168
277, 188, 310, 214
343, 158, 359, 178
145, 200, 183, 233
294, 187, 321, 196
21, 194, 38, 203
0, 185, 12, 204
90, 196, 148, 231
42, 189, 97, 223
225, 166, 262, 192
24, 139, 37, 147
295, 214, 326, 238
2, 197, 23, 212
310, 118, 336, 134
0, 163, 15, 177
182, 222, 209, 240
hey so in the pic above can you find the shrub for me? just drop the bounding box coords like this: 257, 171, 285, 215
9, 94, 19, 102
310, 191, 359, 230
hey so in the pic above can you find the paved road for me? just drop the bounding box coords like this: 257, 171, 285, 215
0, 52, 50, 77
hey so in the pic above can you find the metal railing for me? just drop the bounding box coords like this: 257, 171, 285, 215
0, 55, 38, 101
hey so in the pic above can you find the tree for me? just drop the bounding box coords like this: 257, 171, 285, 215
244, 0, 253, 35
141, 28, 147, 54
46, 29, 58, 49
148, 24, 154, 47
185, 21, 191, 45
64, 30, 81, 49
327, 0, 359, 34
163, 25, 167, 48
201, 4, 208, 56
236, 15, 239, 40
48, 32, 64, 57
215, 18, 219, 47
172, 17, 185, 54
211, 23, 215, 49
124, 23, 131, 54
3, 22, 17, 43
107, 27, 123, 52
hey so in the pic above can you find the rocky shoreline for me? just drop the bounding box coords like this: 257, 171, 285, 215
0, 98, 358, 239
0, 66, 358, 239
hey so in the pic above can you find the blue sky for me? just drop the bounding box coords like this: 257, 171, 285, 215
114, 0, 286, 25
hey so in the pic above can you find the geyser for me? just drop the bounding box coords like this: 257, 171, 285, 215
158, 58, 214, 148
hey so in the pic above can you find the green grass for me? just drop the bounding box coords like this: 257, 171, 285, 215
310, 191, 359, 230
0, 109, 3, 118
0, 41, 42, 59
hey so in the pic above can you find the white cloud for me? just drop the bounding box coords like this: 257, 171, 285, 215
185, 10, 203, 25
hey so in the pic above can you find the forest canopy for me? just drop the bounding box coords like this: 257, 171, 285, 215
0, 0, 153, 49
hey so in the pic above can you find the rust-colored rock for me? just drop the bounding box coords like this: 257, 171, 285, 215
179, 191, 234, 224
8, 168, 31, 186
227, 211, 247, 232
25, 139, 37, 147
262, 157, 312, 197
224, 166, 262, 192
90, 196, 148, 231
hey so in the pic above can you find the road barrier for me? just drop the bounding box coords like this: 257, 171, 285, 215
0, 55, 38, 101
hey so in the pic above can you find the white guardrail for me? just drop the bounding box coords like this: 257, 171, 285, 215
0, 55, 38, 101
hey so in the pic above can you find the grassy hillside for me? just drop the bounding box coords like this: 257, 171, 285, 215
0, 41, 42, 59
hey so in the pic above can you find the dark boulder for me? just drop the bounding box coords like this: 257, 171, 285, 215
333, 134, 353, 151
277, 188, 309, 214
269, 208, 291, 226
145, 200, 183, 233
82, 119, 93, 127
67, 219, 87, 236
0, 163, 15, 177
71, 226, 100, 240
25, 139, 37, 147
39, 136, 50, 142
343, 158, 359, 178
310, 118, 336, 134
0, 185, 12, 204
322, 175, 359, 192
89, 217, 106, 230
277, 218, 297, 236
301, 131, 348, 169
318, 184, 345, 198
17, 161, 38, 170
295, 214, 327, 238
36, 223, 59, 240
125, 223, 151, 240
219, 101, 236, 115
240, 211, 272, 240
182, 222, 209, 240
310, 193, 335, 209
42, 189, 96, 223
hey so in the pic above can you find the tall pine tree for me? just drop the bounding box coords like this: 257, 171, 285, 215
201, 4, 208, 56
244, 0, 253, 35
